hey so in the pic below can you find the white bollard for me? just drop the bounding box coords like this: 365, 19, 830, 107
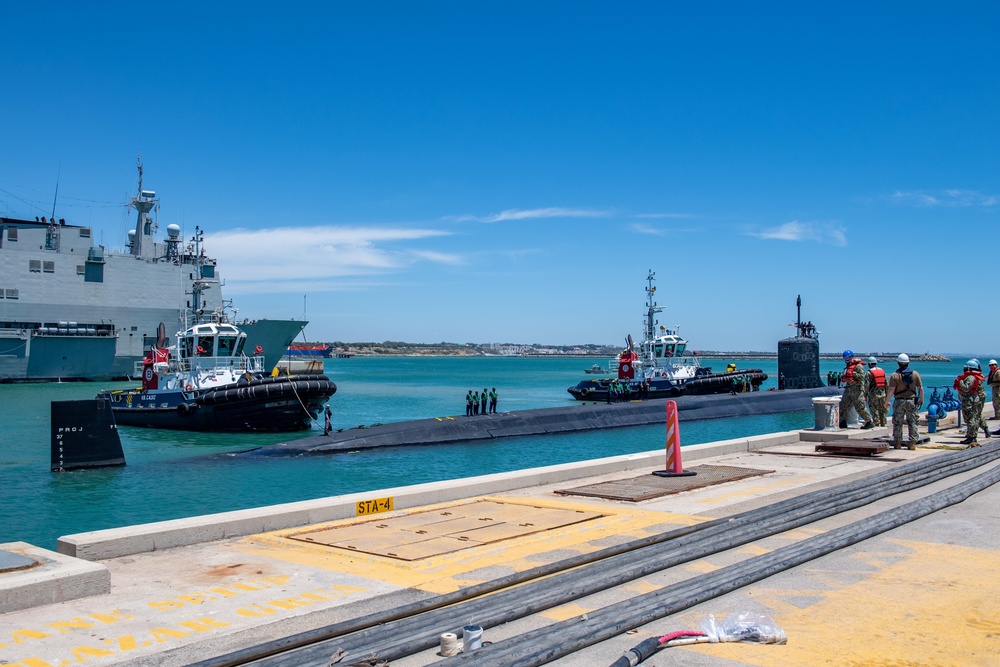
812, 397, 840, 430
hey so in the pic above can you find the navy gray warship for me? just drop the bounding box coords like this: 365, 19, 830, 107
0, 162, 305, 381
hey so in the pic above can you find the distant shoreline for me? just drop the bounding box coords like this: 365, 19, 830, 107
325, 348, 952, 362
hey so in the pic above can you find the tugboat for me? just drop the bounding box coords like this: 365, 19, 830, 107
98, 280, 335, 432
567, 271, 767, 401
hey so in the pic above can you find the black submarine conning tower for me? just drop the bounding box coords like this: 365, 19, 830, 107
777, 295, 823, 389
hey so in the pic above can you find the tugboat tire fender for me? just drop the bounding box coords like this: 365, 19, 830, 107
580, 388, 590, 397
197, 378, 337, 406
177, 402, 196, 416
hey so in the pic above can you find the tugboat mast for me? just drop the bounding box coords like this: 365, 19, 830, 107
644, 270, 664, 344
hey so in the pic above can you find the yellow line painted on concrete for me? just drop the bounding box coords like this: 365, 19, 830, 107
623, 580, 663, 595
683, 559, 722, 575
693, 477, 811, 505
539, 602, 594, 622
231, 496, 715, 594
735, 544, 772, 556
672, 538, 1000, 666
780, 527, 825, 540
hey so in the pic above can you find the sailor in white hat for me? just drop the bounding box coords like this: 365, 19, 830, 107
988, 360, 1000, 426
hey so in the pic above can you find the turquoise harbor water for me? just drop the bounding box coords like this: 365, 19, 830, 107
0, 356, 977, 549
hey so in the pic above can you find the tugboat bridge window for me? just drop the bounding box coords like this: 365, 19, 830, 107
29, 260, 41, 272
217, 336, 235, 356
7, 227, 17, 242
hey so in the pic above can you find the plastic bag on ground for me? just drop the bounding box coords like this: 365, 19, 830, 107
699, 612, 787, 644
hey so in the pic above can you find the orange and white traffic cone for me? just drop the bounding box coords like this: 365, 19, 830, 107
654, 399, 696, 477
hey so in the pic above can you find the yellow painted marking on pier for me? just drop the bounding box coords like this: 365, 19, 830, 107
780, 527, 825, 540
233, 497, 715, 594
623, 580, 662, 595
674, 538, 1000, 666
293, 500, 604, 560
683, 559, 722, 574
692, 477, 805, 504
735, 543, 771, 556
355, 496, 394, 516
539, 602, 594, 622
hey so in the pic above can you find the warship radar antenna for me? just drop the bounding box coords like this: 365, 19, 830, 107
128, 155, 158, 258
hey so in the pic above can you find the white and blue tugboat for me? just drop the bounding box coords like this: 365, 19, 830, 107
98, 278, 335, 431
568, 271, 767, 401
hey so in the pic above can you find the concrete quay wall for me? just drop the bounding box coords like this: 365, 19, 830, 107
57, 430, 803, 561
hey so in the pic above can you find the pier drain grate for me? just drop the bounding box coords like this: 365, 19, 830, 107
287, 500, 604, 561
555, 465, 774, 502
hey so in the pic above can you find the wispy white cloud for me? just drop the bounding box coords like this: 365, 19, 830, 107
629, 223, 667, 236
633, 212, 695, 219
748, 220, 847, 246
409, 249, 464, 266
891, 189, 998, 207
500, 248, 543, 262
204, 225, 454, 293
628, 214, 700, 236
447, 207, 609, 223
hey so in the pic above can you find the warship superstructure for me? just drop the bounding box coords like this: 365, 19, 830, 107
0, 163, 304, 381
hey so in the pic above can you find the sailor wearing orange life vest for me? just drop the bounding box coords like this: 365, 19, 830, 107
866, 356, 888, 427
955, 359, 991, 446
838, 349, 874, 430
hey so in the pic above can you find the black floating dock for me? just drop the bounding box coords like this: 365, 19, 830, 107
242, 386, 842, 457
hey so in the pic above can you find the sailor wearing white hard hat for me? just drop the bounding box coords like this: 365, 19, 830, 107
955, 360, 990, 445
886, 353, 923, 449
987, 360, 1000, 427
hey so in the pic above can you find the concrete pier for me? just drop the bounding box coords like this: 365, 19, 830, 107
2, 414, 999, 667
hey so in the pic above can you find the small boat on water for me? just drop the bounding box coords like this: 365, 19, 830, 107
568, 271, 767, 401
99, 316, 336, 432
584, 364, 612, 375
286, 342, 334, 358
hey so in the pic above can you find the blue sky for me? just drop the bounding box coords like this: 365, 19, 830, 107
2, 2, 997, 353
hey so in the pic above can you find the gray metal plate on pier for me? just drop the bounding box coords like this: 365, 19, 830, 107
556, 465, 774, 502
0, 550, 37, 574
